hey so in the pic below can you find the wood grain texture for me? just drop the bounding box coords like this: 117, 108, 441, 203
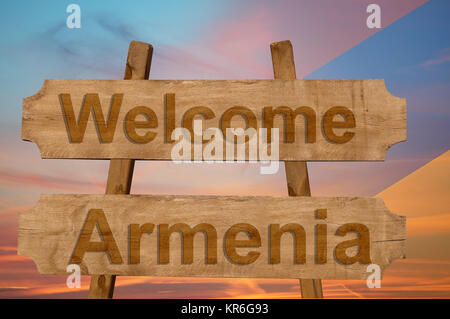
22, 79, 406, 161
88, 40, 153, 299
271, 40, 323, 298
18, 194, 406, 280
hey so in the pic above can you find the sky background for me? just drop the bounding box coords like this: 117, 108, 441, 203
0, 0, 449, 298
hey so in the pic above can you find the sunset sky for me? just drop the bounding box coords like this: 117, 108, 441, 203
1, 0, 449, 298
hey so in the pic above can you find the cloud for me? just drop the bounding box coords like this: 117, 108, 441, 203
206, 6, 275, 77
152, 43, 231, 78
422, 48, 450, 67
132, 161, 287, 196
408, 213, 450, 236
0, 168, 104, 193
95, 15, 138, 44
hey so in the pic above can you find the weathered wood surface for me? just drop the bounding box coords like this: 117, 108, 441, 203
22, 79, 406, 161
18, 194, 406, 280
271, 40, 323, 298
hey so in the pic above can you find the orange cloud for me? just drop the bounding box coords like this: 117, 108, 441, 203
408, 213, 450, 236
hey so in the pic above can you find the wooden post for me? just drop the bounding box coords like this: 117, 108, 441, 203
270, 40, 324, 299
88, 41, 153, 299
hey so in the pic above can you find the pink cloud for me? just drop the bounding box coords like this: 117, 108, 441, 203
208, 6, 275, 77
0, 168, 104, 193
202, 0, 428, 78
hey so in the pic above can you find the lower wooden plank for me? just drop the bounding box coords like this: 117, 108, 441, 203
18, 194, 406, 280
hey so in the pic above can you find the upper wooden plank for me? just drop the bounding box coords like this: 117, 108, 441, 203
22, 79, 406, 161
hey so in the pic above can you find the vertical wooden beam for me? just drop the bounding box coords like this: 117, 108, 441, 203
88, 41, 153, 299
270, 40, 324, 299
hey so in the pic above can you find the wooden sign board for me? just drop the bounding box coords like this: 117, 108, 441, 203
18, 194, 405, 280
22, 79, 406, 161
